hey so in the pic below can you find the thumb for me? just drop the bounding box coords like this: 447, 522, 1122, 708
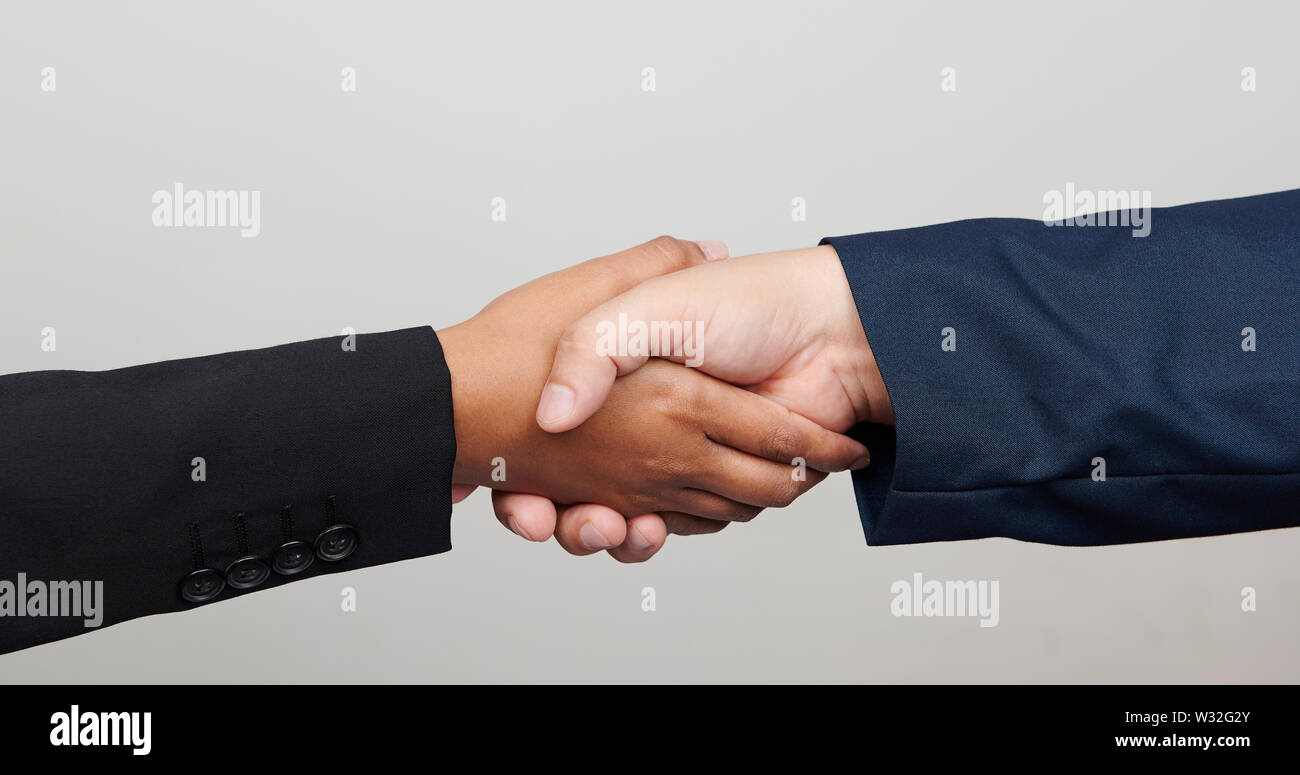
536, 276, 698, 432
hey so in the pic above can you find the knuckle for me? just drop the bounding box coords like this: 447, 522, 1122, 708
679, 374, 711, 414
666, 514, 730, 535
557, 321, 594, 352
647, 234, 690, 268
624, 492, 658, 516
766, 477, 801, 508
761, 423, 802, 463
644, 372, 691, 415
649, 452, 693, 484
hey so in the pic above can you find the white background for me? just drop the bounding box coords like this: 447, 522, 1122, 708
1, 0, 1296, 682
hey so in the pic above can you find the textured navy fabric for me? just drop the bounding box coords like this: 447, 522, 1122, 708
0, 327, 454, 654
825, 188, 1300, 546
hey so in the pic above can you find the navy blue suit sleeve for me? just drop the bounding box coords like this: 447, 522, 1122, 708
823, 188, 1300, 546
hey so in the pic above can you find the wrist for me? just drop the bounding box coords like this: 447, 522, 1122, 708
437, 320, 500, 486
807, 244, 894, 426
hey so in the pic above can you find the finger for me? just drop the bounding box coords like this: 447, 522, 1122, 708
701, 380, 870, 472
535, 238, 728, 433
671, 488, 765, 523
695, 448, 831, 509
493, 490, 557, 542
606, 514, 669, 563
450, 484, 478, 504
537, 270, 707, 433
582, 236, 728, 301
553, 502, 629, 556
659, 511, 730, 536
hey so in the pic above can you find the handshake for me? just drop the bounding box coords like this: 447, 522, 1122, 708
439, 237, 894, 562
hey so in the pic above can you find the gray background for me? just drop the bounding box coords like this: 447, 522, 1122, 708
1, 0, 1296, 683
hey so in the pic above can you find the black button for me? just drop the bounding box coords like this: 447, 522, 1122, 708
181, 568, 225, 603
272, 540, 315, 575
315, 524, 358, 561
225, 556, 271, 589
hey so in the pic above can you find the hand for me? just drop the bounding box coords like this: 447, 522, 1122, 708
536, 244, 893, 434
439, 238, 870, 561
518, 244, 892, 559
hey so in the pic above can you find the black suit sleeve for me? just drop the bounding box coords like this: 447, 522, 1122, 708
0, 326, 455, 654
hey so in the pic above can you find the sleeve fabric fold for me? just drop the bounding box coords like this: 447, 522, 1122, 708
0, 326, 455, 654
824, 188, 1300, 546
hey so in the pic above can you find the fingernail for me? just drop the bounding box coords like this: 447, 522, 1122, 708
850, 453, 871, 470
505, 515, 533, 542
697, 240, 729, 261
579, 522, 612, 550
537, 383, 575, 426
626, 524, 654, 551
